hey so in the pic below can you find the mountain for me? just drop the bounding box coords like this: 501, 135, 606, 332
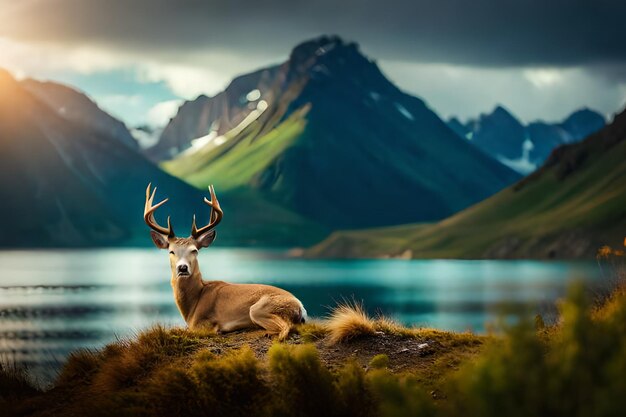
447, 117, 470, 139
561, 108, 606, 141
145, 66, 280, 161
465, 105, 527, 161
0, 69, 322, 247
21, 79, 138, 149
449, 107, 606, 174
308, 108, 626, 259
161, 36, 520, 230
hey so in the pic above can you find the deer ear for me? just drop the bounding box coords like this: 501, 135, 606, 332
196, 230, 216, 248
150, 231, 169, 249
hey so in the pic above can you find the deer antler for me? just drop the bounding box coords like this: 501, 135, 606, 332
191, 185, 223, 238
144, 183, 175, 237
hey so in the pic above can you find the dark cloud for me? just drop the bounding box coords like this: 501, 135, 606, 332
2, 0, 626, 67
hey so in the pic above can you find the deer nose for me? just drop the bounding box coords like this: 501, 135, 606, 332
177, 264, 189, 274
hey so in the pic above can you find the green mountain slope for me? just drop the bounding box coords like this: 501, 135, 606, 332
0, 69, 324, 248
307, 109, 626, 259
163, 36, 520, 230
163, 106, 309, 190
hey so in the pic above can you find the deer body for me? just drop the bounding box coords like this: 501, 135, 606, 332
145, 184, 306, 340
172, 276, 306, 335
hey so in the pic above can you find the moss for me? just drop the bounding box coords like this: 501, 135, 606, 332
368, 354, 390, 370
296, 320, 328, 342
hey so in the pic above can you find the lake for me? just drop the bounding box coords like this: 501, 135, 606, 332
0, 249, 610, 382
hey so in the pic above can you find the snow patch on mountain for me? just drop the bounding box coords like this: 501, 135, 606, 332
497, 138, 537, 174
394, 102, 414, 120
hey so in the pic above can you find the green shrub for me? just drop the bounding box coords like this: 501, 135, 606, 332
192, 347, 267, 417
335, 361, 376, 417
447, 282, 626, 417
367, 369, 435, 417
268, 343, 338, 417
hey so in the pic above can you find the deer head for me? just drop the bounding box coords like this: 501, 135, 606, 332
144, 183, 223, 278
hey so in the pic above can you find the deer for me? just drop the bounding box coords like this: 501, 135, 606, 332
144, 183, 307, 340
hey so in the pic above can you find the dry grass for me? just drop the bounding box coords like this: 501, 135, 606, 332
324, 303, 483, 348
593, 243, 626, 320
90, 325, 209, 391
592, 277, 626, 321
327, 301, 377, 344
0, 361, 40, 400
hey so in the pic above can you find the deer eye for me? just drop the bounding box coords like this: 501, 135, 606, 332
169, 251, 174, 255
191, 249, 198, 254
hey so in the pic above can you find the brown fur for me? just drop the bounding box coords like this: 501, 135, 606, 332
163, 237, 305, 341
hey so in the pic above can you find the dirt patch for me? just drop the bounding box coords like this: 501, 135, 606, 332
186, 327, 483, 379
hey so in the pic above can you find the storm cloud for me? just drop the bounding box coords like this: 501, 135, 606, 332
1, 0, 625, 125
2, 0, 626, 67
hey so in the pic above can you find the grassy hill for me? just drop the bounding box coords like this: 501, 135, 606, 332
308, 109, 626, 259
5, 278, 626, 417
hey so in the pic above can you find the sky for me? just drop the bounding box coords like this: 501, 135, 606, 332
1, 0, 625, 127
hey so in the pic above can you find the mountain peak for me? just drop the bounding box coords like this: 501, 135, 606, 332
289, 35, 351, 60
561, 108, 605, 141
490, 105, 518, 121
287, 35, 366, 76
563, 107, 604, 123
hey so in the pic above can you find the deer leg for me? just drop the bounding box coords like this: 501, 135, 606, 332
249, 297, 292, 341
218, 317, 255, 333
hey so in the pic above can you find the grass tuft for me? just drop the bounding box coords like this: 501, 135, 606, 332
0, 361, 40, 400
374, 316, 416, 337
327, 301, 377, 344
56, 349, 103, 386
92, 325, 206, 390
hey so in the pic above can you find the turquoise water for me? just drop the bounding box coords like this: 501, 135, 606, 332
0, 249, 609, 381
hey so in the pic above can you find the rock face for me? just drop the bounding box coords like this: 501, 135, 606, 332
448, 107, 606, 174
163, 35, 520, 230
0, 69, 204, 247
21, 79, 138, 149
145, 66, 280, 161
